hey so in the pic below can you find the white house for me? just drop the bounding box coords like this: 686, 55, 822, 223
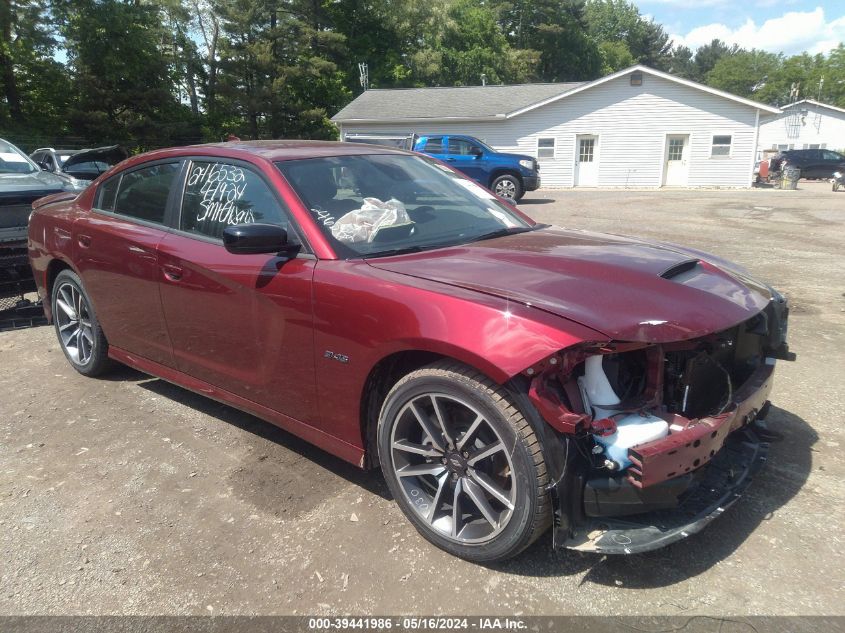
332, 65, 781, 188
757, 99, 845, 154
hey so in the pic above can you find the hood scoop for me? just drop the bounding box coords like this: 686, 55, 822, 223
660, 259, 700, 280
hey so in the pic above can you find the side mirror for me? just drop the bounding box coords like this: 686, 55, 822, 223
471, 147, 484, 158
39, 161, 51, 171
223, 223, 300, 256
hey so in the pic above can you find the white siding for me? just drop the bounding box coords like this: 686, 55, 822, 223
341, 74, 763, 188
757, 104, 845, 154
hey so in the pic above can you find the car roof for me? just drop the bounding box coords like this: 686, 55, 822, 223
124, 140, 414, 166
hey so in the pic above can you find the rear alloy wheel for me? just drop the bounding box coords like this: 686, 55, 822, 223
491, 174, 524, 201
52, 269, 112, 376
378, 361, 550, 562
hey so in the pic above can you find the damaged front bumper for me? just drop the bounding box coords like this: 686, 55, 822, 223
558, 426, 768, 554
627, 361, 774, 488
545, 362, 774, 554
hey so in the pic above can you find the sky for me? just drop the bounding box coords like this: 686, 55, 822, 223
633, 0, 845, 56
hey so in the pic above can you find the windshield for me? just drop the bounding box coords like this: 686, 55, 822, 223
0, 140, 38, 174
276, 154, 532, 258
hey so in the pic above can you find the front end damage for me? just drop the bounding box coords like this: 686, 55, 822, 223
526, 295, 795, 554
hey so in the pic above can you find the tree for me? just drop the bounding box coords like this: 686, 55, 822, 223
0, 0, 71, 140
667, 45, 695, 79
597, 40, 635, 74
584, 0, 671, 70
213, 0, 349, 140
58, 0, 200, 149
413, 0, 538, 86
692, 39, 740, 82
822, 44, 845, 107
761, 52, 826, 106
491, 0, 601, 82
706, 50, 782, 100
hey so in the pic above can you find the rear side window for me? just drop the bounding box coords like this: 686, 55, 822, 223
424, 137, 444, 153
180, 160, 287, 240
96, 175, 120, 211
113, 163, 179, 224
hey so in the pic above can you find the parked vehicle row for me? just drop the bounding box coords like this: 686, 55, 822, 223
27, 139, 793, 561
767, 148, 845, 181
30, 145, 128, 183
1, 138, 126, 303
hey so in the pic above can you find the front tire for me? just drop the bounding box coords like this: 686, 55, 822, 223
491, 174, 524, 201
51, 269, 112, 377
377, 361, 550, 562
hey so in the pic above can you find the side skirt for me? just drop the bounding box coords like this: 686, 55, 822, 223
107, 346, 367, 468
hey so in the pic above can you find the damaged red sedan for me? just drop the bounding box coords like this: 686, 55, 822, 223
28, 141, 795, 562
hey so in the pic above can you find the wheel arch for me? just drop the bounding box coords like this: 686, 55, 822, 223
358, 346, 511, 469
43, 258, 76, 323
488, 168, 523, 188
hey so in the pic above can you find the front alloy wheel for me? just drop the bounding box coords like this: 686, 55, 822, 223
378, 361, 550, 562
491, 174, 524, 201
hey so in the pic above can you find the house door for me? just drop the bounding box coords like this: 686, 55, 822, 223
574, 135, 599, 186
663, 135, 689, 186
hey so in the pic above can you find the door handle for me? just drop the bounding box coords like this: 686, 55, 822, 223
78, 234, 92, 248
445, 158, 456, 162
162, 264, 183, 281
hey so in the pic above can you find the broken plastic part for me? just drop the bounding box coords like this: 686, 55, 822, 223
528, 373, 589, 434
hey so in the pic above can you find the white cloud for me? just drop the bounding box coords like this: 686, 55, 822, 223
670, 7, 845, 55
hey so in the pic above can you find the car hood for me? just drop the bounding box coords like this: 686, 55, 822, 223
492, 151, 534, 164
61, 145, 128, 170
366, 227, 772, 343
0, 170, 70, 196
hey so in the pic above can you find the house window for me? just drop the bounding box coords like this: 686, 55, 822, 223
630, 72, 643, 86
711, 135, 732, 157
537, 138, 555, 159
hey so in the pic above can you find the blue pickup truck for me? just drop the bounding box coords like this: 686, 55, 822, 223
413, 135, 540, 201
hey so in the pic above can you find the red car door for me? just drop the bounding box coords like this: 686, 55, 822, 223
156, 158, 318, 425
73, 160, 182, 367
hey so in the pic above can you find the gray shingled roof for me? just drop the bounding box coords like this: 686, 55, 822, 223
331, 82, 585, 122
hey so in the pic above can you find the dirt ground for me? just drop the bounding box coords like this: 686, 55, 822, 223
1, 181, 843, 616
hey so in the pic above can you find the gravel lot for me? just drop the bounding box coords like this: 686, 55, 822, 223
1, 181, 843, 616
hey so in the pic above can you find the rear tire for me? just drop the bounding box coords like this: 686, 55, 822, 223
51, 269, 112, 377
377, 360, 550, 562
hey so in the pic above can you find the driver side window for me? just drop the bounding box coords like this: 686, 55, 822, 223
180, 160, 288, 240
447, 138, 479, 155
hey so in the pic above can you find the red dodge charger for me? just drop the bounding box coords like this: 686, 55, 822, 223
28, 141, 794, 561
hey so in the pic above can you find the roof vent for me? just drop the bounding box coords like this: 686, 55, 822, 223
630, 72, 643, 87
